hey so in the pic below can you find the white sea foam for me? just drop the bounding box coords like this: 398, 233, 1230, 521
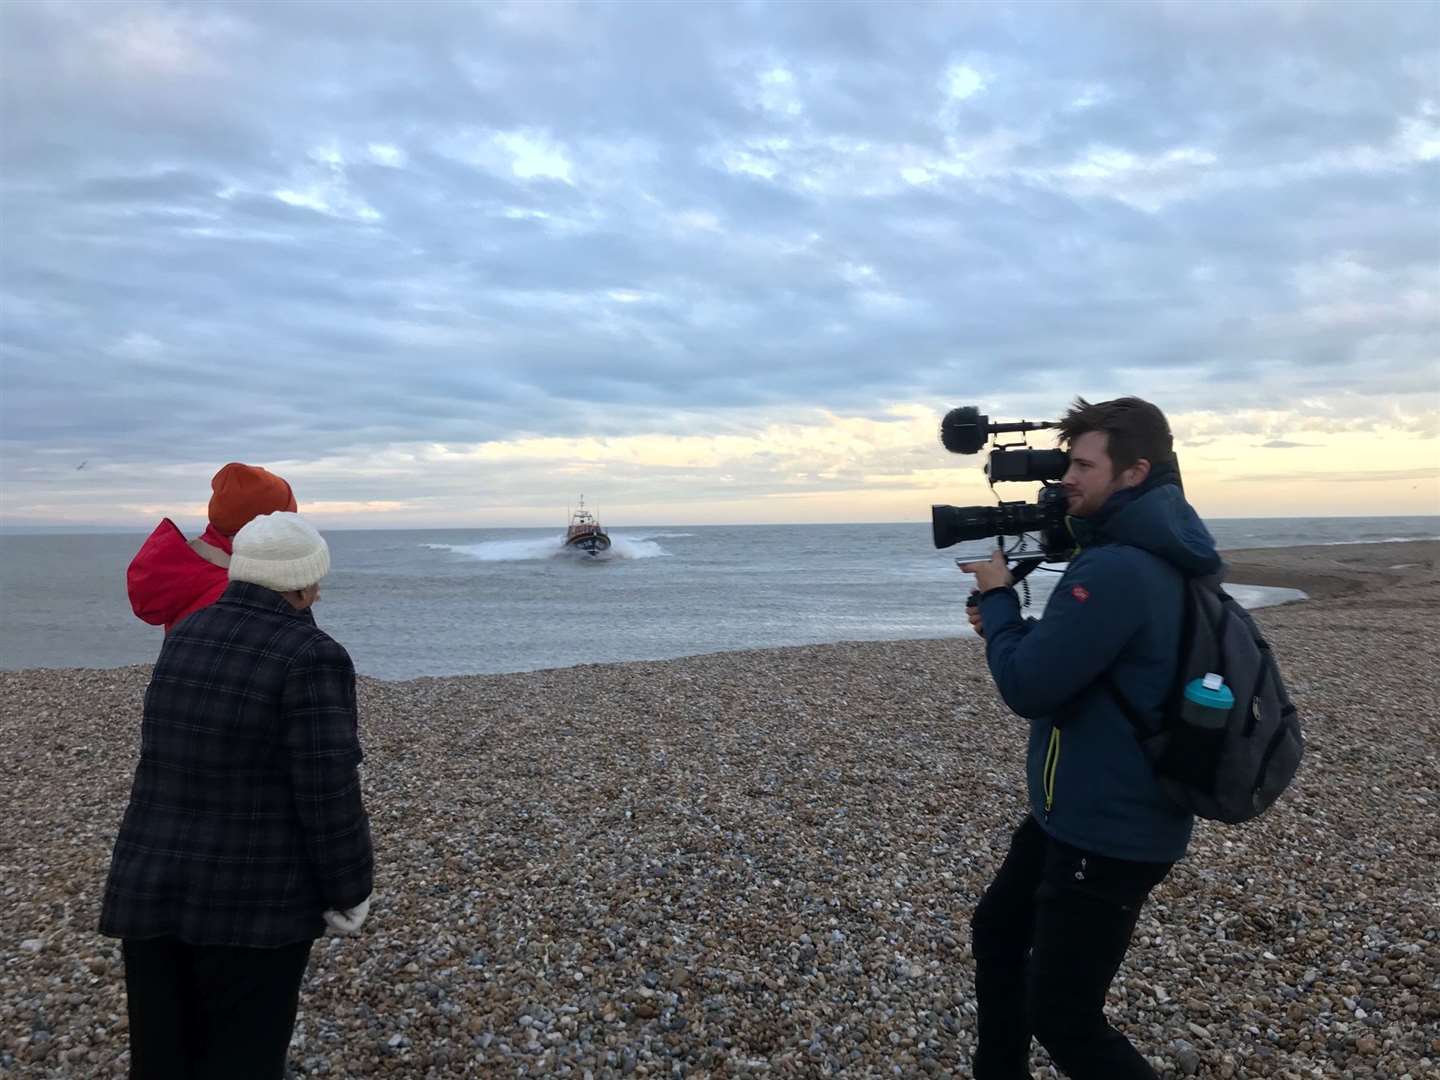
550, 535, 670, 560
605, 535, 671, 559
1222, 584, 1308, 609
1316, 535, 1440, 545
426, 534, 670, 562
425, 537, 564, 562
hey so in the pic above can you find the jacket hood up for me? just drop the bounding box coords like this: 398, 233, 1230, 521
1067, 461, 1222, 579
127, 520, 232, 632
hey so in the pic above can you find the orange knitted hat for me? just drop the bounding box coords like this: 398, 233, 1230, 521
207, 463, 297, 535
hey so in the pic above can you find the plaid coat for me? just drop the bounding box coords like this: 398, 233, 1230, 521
100, 582, 374, 947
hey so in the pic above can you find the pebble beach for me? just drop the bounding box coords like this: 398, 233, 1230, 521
2, 541, 1436, 1079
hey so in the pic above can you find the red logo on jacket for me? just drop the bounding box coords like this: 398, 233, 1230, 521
1071, 585, 1090, 603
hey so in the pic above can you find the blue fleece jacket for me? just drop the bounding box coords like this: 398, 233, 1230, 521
976, 467, 1221, 862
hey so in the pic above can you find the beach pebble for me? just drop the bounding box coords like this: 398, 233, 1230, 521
1, 553, 1437, 1077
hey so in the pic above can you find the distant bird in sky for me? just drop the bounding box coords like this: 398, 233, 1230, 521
75, 460, 87, 471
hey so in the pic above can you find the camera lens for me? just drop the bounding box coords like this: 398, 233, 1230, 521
931, 504, 998, 548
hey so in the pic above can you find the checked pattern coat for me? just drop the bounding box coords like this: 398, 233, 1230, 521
100, 582, 374, 947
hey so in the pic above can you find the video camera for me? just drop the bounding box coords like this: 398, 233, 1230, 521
930, 406, 1073, 573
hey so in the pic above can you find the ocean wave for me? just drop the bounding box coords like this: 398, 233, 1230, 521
425, 538, 563, 562
426, 536, 669, 562
606, 536, 670, 559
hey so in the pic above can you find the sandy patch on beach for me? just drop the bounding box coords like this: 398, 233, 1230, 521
1220, 540, 1438, 602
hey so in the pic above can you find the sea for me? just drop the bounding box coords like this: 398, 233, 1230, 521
1, 517, 1436, 680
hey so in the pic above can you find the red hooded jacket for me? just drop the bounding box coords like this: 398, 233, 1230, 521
127, 520, 236, 633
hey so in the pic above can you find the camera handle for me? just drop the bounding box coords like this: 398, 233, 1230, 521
964, 555, 1046, 610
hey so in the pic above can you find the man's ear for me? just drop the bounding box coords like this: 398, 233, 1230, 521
1122, 457, 1151, 489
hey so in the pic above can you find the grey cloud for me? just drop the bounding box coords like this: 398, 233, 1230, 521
1258, 441, 1321, 449
76, 170, 222, 203
1229, 468, 1440, 484
227, 195, 344, 226
2, 0, 1436, 519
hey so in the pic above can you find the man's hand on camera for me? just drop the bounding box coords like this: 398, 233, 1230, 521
959, 549, 1014, 594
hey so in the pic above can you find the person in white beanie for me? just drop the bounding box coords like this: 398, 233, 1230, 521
100, 512, 374, 1080
228, 510, 335, 609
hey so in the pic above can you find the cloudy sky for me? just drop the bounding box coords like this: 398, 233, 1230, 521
1, 0, 1436, 529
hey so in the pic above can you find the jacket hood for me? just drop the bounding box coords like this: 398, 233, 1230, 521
1068, 463, 1222, 577
127, 519, 228, 629
196, 522, 235, 554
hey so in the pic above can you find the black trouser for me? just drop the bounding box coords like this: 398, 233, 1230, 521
970, 816, 1172, 1080
122, 937, 313, 1080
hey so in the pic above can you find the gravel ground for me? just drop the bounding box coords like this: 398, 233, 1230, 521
2, 543, 1436, 1078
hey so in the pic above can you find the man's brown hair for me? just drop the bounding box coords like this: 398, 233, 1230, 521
1056, 397, 1173, 475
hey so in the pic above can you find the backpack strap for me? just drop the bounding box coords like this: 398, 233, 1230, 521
188, 537, 231, 569
1103, 568, 1210, 740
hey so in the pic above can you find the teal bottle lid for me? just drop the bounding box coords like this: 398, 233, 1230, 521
1185, 673, 1235, 709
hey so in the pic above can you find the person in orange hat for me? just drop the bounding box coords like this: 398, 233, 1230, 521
126, 463, 298, 633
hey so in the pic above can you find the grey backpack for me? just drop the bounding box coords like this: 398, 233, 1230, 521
1109, 572, 1304, 823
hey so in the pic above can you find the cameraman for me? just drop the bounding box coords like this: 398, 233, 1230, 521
959, 397, 1220, 1080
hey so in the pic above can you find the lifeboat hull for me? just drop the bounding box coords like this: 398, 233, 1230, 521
564, 531, 611, 555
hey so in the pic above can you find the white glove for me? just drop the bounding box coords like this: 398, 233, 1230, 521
322, 894, 371, 935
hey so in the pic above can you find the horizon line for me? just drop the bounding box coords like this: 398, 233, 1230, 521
3, 512, 1439, 537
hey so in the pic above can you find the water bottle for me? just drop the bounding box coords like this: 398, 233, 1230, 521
1183, 672, 1234, 729
1178, 673, 1233, 788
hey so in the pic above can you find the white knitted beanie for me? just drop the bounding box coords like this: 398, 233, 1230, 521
229, 512, 330, 592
